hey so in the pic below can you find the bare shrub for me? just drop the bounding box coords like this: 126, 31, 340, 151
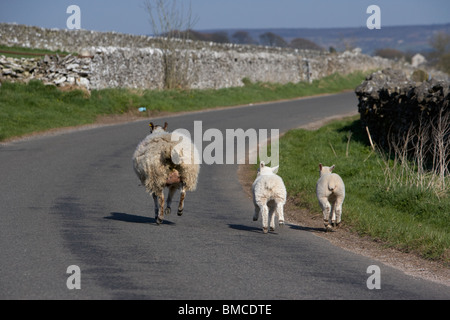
144, 0, 198, 89
378, 110, 450, 197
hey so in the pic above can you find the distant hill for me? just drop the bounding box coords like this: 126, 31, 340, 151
199, 24, 450, 55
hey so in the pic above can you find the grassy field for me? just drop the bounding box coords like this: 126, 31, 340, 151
277, 116, 450, 264
0, 71, 368, 141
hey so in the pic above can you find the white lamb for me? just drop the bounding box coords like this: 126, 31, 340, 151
132, 122, 200, 224
252, 161, 286, 234
316, 163, 345, 231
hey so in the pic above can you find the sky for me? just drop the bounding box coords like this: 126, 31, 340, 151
0, 0, 449, 35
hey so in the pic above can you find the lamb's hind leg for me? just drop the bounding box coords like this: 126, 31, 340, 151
253, 203, 260, 221
258, 203, 269, 234
334, 197, 344, 227
277, 201, 285, 227
319, 197, 332, 231
331, 203, 337, 227
269, 201, 285, 232
269, 204, 276, 232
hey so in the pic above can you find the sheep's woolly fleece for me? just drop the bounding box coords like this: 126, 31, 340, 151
132, 130, 200, 194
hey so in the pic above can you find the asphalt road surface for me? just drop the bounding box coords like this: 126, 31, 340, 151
1, 92, 449, 300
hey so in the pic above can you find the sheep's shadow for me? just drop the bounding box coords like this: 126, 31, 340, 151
105, 212, 175, 225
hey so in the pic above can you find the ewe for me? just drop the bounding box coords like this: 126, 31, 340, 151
132, 122, 200, 224
316, 163, 345, 231
252, 161, 286, 233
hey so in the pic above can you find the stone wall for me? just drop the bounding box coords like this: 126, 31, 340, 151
0, 53, 93, 88
0, 23, 404, 90
0, 23, 326, 56
355, 69, 450, 150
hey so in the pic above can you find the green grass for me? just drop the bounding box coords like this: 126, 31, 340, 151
0, 44, 73, 58
277, 116, 450, 264
0, 71, 368, 141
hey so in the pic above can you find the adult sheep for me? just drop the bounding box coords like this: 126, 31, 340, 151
316, 163, 345, 231
132, 122, 200, 224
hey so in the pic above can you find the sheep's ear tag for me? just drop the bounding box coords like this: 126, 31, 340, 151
149, 122, 154, 130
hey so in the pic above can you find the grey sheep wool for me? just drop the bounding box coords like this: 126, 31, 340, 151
133, 123, 200, 224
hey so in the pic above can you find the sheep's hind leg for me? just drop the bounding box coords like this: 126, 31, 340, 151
155, 191, 165, 225
177, 185, 186, 216
152, 193, 159, 220
165, 185, 178, 216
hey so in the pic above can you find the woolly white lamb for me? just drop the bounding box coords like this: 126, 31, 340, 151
316, 163, 345, 231
132, 122, 200, 224
252, 161, 286, 234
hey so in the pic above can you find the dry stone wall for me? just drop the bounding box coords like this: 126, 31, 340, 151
0, 23, 403, 90
355, 69, 450, 150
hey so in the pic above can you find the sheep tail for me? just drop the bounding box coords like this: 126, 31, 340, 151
328, 183, 336, 192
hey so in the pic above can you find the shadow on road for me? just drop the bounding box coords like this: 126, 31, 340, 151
287, 224, 326, 233
229, 223, 326, 234
228, 224, 262, 233
105, 212, 175, 225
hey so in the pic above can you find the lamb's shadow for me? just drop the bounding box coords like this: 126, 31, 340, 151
228, 223, 326, 234
287, 224, 327, 233
105, 212, 175, 225
228, 224, 262, 233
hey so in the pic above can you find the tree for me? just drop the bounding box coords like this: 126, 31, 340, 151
179, 30, 229, 43
232, 31, 255, 45
289, 38, 323, 51
374, 48, 411, 62
429, 31, 450, 58
437, 53, 450, 74
428, 31, 450, 74
144, 0, 198, 89
207, 31, 230, 44
259, 32, 288, 48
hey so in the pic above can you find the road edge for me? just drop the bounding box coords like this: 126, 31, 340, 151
237, 113, 450, 288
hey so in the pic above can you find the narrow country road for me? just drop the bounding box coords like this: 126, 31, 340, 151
1, 92, 449, 299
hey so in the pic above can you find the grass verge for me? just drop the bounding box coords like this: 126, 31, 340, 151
0, 71, 368, 141
277, 116, 449, 264
0, 44, 73, 58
